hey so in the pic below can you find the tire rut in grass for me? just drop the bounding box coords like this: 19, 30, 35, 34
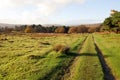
60, 36, 88, 80
62, 34, 104, 80
92, 35, 115, 80
40, 36, 88, 80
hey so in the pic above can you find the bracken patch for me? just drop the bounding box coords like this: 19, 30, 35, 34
53, 44, 70, 54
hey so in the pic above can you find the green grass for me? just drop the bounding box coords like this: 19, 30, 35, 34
63, 34, 104, 80
94, 33, 120, 80
0, 33, 87, 80
3, 33, 120, 80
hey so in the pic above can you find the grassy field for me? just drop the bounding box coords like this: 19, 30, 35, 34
94, 33, 120, 80
0, 33, 87, 80
0, 33, 120, 80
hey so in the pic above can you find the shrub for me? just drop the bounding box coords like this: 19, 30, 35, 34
77, 25, 88, 33
24, 26, 33, 33
55, 27, 66, 33
53, 44, 70, 54
68, 27, 77, 33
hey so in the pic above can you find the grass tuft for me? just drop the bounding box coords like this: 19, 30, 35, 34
53, 44, 70, 54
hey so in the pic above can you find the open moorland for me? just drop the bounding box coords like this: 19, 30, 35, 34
0, 33, 120, 80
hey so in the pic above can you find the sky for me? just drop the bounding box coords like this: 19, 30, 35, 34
0, 0, 120, 25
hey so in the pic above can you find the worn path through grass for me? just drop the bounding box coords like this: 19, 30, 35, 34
63, 34, 104, 80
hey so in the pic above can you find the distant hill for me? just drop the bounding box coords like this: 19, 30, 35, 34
83, 23, 102, 27
69, 23, 102, 27
43, 23, 102, 27
0, 23, 20, 28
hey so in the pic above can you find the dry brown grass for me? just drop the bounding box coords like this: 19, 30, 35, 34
53, 44, 70, 54
29, 33, 69, 37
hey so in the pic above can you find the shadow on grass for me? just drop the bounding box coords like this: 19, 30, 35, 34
27, 50, 53, 60
39, 52, 78, 80
79, 53, 97, 57
40, 51, 111, 80
39, 37, 89, 80
103, 55, 113, 58
57, 52, 79, 58
94, 41, 115, 80
28, 55, 45, 59
57, 52, 105, 58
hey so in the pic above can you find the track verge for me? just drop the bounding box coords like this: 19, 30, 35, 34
92, 35, 115, 80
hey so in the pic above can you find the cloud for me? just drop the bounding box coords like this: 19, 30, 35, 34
0, 0, 87, 24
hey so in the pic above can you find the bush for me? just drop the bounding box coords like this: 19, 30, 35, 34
77, 25, 88, 33
68, 27, 77, 33
55, 27, 66, 33
24, 26, 33, 33
53, 44, 70, 54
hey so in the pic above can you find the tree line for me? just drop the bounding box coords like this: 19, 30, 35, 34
0, 24, 102, 33
0, 10, 120, 34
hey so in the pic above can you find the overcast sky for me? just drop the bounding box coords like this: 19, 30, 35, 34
0, 0, 120, 25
